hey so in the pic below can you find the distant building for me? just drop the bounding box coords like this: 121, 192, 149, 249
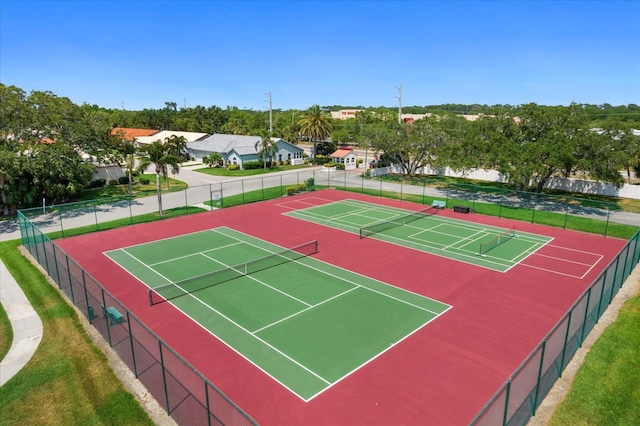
330, 109, 363, 120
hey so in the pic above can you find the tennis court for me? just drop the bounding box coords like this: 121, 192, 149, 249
285, 199, 553, 272
105, 226, 451, 401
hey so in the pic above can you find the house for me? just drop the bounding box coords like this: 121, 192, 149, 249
135, 130, 209, 146
111, 127, 158, 142
186, 134, 305, 169
330, 148, 357, 170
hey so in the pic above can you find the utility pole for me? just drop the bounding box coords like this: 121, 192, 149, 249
266, 91, 273, 133
397, 84, 402, 124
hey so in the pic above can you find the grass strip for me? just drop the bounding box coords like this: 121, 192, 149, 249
549, 295, 640, 425
0, 240, 153, 425
0, 301, 12, 361
47, 206, 206, 239
195, 164, 308, 177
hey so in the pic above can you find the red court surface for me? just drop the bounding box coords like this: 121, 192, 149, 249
56, 189, 627, 425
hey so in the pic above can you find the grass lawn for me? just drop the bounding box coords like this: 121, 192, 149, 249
375, 174, 640, 214
77, 174, 187, 201
0, 240, 154, 425
47, 206, 206, 239
0, 302, 11, 361
195, 163, 309, 177
550, 293, 640, 426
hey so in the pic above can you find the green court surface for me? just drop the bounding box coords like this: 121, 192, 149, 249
105, 227, 451, 401
285, 199, 553, 272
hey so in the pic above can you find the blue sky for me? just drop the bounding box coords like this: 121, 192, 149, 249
1, 1, 639, 111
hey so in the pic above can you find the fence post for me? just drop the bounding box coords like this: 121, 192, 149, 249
159, 342, 171, 413
560, 310, 573, 372
204, 381, 211, 426
93, 201, 99, 231
608, 256, 621, 305
83, 267, 91, 320
502, 380, 512, 426
580, 287, 592, 345
532, 340, 547, 414
127, 313, 138, 377
101, 289, 112, 346
59, 208, 65, 238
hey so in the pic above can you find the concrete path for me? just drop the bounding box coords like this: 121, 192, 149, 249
0, 259, 43, 386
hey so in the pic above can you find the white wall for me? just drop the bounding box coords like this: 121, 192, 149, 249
91, 165, 125, 182
369, 165, 640, 199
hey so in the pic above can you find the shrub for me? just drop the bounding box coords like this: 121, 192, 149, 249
324, 162, 336, 168
118, 176, 130, 185
227, 164, 240, 170
88, 178, 106, 188
108, 179, 118, 186
305, 177, 315, 191
336, 163, 345, 170
138, 177, 150, 185
286, 183, 307, 195
243, 161, 262, 170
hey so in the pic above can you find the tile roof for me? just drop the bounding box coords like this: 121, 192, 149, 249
330, 148, 354, 158
111, 127, 158, 140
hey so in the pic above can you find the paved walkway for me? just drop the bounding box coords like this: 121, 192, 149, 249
0, 259, 43, 386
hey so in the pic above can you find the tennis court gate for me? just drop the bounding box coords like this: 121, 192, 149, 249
17, 211, 258, 426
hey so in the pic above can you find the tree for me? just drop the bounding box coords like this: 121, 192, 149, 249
122, 140, 137, 194
137, 140, 182, 215
297, 105, 332, 161
365, 116, 450, 176
204, 152, 222, 168
254, 131, 279, 169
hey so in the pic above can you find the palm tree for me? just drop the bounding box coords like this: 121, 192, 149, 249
204, 152, 223, 168
120, 140, 137, 195
137, 140, 182, 216
165, 135, 187, 159
254, 131, 279, 169
297, 104, 332, 162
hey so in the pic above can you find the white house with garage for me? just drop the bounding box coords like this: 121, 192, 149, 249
186, 134, 305, 168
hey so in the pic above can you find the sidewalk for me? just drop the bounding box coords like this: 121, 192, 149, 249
0, 259, 43, 386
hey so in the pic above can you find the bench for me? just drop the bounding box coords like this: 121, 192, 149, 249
101, 304, 125, 326
431, 200, 446, 209
453, 205, 471, 214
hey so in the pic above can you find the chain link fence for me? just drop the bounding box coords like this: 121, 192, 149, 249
17, 168, 640, 425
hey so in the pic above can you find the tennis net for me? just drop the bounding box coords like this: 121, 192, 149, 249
148, 240, 319, 305
478, 227, 516, 256
359, 205, 438, 239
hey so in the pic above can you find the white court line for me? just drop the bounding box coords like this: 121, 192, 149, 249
148, 241, 244, 267
199, 252, 313, 308
120, 249, 173, 284
252, 286, 359, 333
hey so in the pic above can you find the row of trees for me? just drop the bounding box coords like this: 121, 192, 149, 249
360, 104, 640, 191
1, 82, 639, 216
